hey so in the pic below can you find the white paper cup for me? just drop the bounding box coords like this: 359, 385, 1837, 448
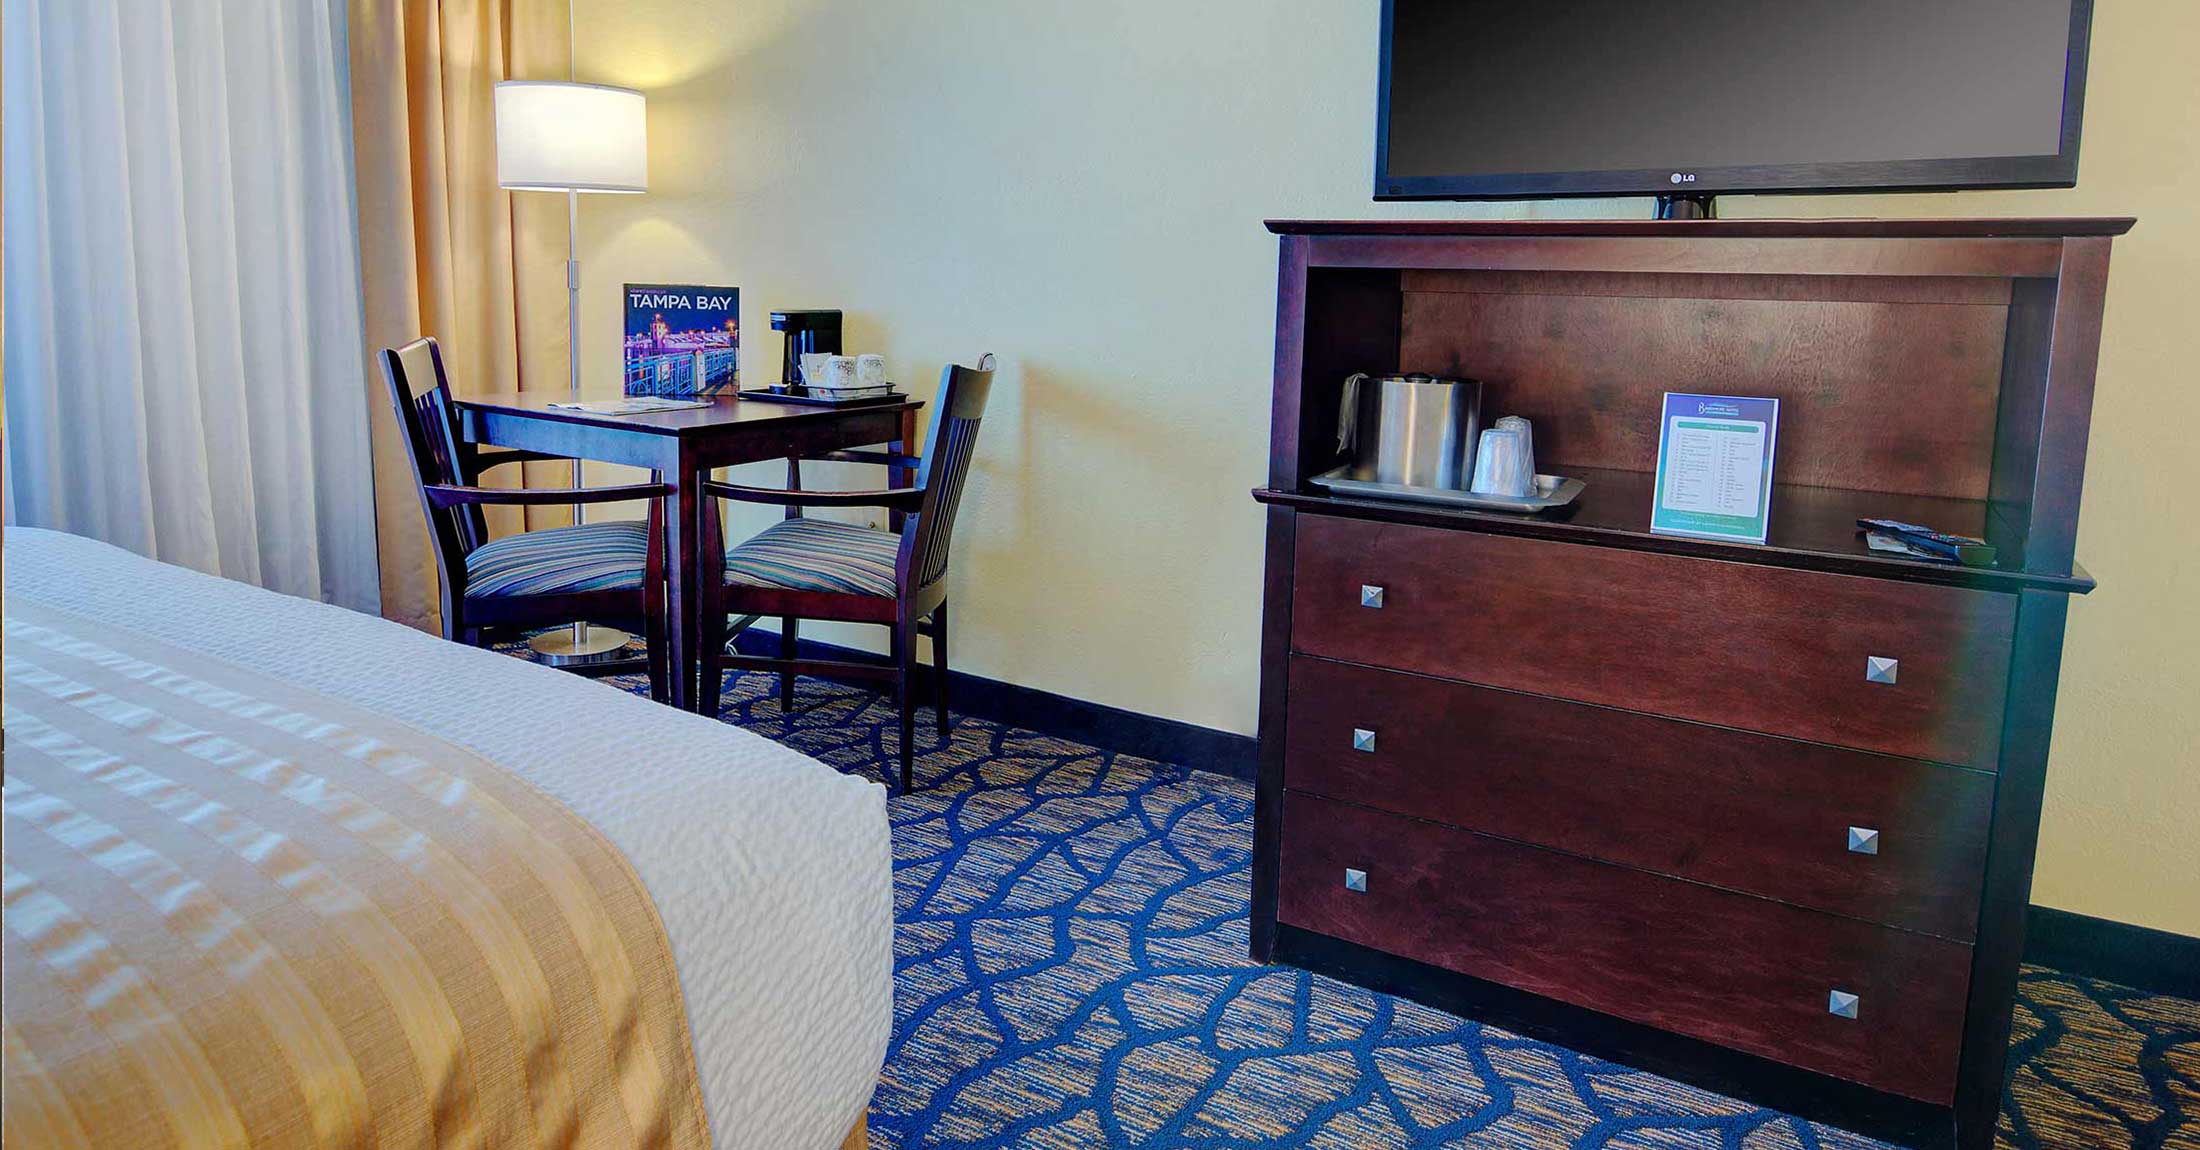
816, 355, 858, 389
1494, 415, 1535, 481
1469, 427, 1532, 497
856, 354, 886, 387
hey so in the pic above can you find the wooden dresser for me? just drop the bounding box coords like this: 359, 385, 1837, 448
1250, 218, 2129, 1150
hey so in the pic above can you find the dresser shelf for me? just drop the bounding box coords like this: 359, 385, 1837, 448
1255, 469, 2095, 596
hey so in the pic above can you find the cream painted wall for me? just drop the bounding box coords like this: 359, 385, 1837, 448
570, 2, 2198, 935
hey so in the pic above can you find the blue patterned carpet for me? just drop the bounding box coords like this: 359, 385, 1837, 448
598, 663, 2198, 1150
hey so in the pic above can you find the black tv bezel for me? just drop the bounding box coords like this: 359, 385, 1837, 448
1372, 0, 2095, 203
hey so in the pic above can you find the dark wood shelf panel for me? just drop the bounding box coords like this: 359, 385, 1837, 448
1266, 217, 2136, 239
1254, 467, 2093, 595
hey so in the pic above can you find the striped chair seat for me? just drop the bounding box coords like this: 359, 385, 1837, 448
724, 517, 899, 597
464, 520, 650, 598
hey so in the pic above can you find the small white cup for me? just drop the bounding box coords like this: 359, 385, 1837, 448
1494, 415, 1535, 482
1470, 427, 1533, 498
813, 355, 858, 390
856, 354, 886, 387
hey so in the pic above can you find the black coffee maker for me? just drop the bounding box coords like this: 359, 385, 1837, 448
770, 309, 843, 390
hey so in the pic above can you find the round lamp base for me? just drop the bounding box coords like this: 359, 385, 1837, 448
529, 623, 633, 667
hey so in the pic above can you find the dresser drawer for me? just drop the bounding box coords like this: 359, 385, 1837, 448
1289, 515, 2016, 769
1277, 791, 1971, 1102
1286, 656, 1993, 939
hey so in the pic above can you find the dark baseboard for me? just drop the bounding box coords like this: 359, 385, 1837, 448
729, 628, 1259, 780
2023, 906, 2200, 999
724, 629, 2195, 1000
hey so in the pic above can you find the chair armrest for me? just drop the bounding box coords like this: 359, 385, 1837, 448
701, 480, 923, 511
424, 482, 673, 509
800, 448, 925, 470
469, 448, 570, 470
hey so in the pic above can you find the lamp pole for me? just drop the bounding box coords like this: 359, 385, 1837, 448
491, 74, 649, 666
528, 182, 629, 665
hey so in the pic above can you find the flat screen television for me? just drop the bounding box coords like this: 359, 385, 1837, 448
1376, 0, 2093, 214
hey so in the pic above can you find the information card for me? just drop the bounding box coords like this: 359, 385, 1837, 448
1650, 393, 1780, 544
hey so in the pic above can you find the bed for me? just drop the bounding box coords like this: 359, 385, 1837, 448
2, 526, 891, 1150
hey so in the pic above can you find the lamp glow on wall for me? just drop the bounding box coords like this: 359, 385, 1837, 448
494, 79, 648, 665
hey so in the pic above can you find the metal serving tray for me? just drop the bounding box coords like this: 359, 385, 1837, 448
1309, 464, 1586, 514
735, 385, 904, 408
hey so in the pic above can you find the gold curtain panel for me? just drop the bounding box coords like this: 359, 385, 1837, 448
348, 0, 581, 632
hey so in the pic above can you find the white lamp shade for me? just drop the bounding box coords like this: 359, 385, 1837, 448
494, 81, 647, 193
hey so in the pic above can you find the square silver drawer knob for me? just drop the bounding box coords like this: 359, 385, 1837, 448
1343, 868, 1368, 893
1351, 728, 1378, 753
1865, 655, 1899, 685
1828, 989, 1861, 1020
1847, 826, 1881, 855
1360, 584, 1385, 609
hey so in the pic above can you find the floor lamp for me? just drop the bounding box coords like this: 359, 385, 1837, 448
492, 79, 648, 665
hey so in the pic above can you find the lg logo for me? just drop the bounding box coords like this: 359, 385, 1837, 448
1670, 172, 1698, 185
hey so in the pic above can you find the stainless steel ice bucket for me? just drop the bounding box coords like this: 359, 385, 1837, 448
1337, 373, 1484, 490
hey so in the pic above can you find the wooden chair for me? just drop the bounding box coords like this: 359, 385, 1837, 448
379, 337, 675, 701
696, 354, 997, 791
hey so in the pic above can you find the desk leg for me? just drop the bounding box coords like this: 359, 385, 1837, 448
890, 406, 920, 533
664, 447, 701, 711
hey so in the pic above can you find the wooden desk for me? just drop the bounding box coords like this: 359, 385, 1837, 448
457, 392, 924, 710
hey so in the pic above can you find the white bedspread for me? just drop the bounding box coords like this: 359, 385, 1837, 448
2, 527, 893, 1150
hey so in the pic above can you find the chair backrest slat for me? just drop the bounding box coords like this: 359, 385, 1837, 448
379, 338, 484, 582
900, 354, 996, 594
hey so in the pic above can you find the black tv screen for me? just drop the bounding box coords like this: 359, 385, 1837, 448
1377, 0, 2092, 202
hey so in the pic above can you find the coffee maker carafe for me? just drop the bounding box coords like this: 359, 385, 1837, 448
770, 309, 843, 389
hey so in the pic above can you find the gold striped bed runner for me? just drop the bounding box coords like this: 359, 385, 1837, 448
1, 598, 712, 1150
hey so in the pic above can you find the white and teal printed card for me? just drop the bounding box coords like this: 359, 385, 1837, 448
1650, 393, 1780, 544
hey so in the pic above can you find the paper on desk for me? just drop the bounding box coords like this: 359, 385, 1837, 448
548, 397, 710, 415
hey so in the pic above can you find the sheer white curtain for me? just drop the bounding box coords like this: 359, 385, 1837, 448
4, 0, 380, 613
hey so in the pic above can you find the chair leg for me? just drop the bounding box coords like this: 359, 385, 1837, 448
440, 588, 465, 643
696, 490, 724, 716
694, 561, 725, 718
697, 605, 725, 716
645, 487, 670, 704
645, 602, 670, 705
892, 621, 918, 793
444, 605, 478, 647
779, 616, 799, 712
930, 602, 951, 742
